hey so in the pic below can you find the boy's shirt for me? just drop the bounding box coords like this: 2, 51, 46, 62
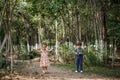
74, 47, 84, 55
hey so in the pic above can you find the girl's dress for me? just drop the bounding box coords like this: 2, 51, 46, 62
40, 49, 50, 67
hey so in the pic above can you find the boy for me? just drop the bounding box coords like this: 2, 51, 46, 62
74, 41, 84, 73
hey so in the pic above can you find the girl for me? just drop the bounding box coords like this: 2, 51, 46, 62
33, 41, 52, 74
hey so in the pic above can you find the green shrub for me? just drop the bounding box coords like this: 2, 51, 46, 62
60, 43, 106, 66
29, 51, 40, 58
0, 56, 10, 69
84, 49, 105, 67
17, 51, 40, 60
60, 43, 75, 64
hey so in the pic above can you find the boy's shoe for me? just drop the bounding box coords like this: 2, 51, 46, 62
80, 70, 83, 73
75, 70, 78, 72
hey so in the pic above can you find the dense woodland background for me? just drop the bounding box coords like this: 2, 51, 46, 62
0, 0, 120, 77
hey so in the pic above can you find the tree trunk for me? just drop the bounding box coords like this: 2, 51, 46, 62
0, 0, 7, 29
5, 0, 17, 76
55, 20, 58, 61
27, 35, 30, 52
38, 27, 41, 48
100, 0, 107, 42
61, 17, 65, 39
0, 34, 7, 53
76, 11, 79, 41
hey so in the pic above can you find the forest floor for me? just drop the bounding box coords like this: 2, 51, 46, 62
0, 61, 120, 80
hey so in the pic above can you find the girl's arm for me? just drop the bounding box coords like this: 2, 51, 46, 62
48, 48, 53, 53
33, 49, 41, 53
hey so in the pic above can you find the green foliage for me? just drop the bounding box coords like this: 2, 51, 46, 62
0, 27, 5, 42
29, 51, 40, 58
0, 1, 4, 11
60, 43, 75, 64
106, 0, 120, 42
85, 67, 120, 78
52, 63, 75, 71
60, 43, 106, 66
0, 56, 10, 69
0, 0, 120, 71
84, 49, 104, 67
17, 51, 40, 60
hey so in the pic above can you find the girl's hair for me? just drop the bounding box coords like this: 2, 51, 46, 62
76, 41, 82, 46
42, 41, 47, 46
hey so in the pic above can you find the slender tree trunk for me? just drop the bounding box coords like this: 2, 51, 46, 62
68, 10, 71, 47
55, 20, 58, 61
27, 35, 30, 52
5, 0, 17, 76
71, 10, 74, 43
38, 26, 41, 48
92, 0, 97, 41
100, 0, 107, 42
0, 39, 1, 48
79, 15, 82, 41
0, 34, 8, 53
76, 11, 79, 41
0, 0, 7, 28
61, 17, 65, 39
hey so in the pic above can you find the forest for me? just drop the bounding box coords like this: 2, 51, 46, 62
0, 0, 120, 80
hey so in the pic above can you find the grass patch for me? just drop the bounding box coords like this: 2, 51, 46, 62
53, 63, 120, 78
85, 66, 120, 78
52, 64, 75, 71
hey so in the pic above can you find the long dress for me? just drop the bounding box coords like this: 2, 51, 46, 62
40, 49, 50, 67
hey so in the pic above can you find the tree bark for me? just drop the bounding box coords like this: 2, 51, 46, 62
0, 34, 7, 53
55, 20, 58, 61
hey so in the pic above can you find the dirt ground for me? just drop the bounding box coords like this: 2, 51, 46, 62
0, 61, 118, 80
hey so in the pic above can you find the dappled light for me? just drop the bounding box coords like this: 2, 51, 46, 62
0, 0, 120, 80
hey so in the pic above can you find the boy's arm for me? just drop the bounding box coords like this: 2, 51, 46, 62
81, 48, 84, 55
73, 48, 78, 55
